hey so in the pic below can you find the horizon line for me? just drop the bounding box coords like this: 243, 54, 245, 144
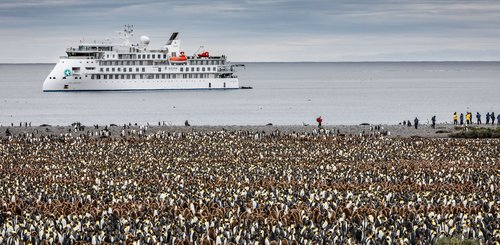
1, 60, 500, 65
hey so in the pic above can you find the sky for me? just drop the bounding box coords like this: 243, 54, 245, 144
1, 0, 500, 62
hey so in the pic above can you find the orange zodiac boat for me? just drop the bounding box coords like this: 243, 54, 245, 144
169, 51, 188, 63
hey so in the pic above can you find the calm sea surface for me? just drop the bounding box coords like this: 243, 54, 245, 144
0, 62, 498, 126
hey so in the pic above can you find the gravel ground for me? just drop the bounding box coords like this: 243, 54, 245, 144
2, 123, 497, 139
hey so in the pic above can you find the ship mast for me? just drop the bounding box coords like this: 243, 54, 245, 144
118, 24, 134, 45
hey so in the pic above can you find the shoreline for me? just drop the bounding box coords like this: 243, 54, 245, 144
1, 123, 498, 139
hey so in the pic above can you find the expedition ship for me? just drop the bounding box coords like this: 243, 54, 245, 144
43, 25, 242, 92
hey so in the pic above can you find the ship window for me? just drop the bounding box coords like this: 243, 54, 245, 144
113, 55, 115, 58
107, 54, 109, 58
91, 75, 94, 79
136, 68, 139, 72
115, 75, 119, 79
152, 54, 155, 59
156, 74, 160, 79
197, 67, 200, 71
127, 74, 130, 79
100, 68, 103, 72
180, 68, 183, 72
140, 74, 143, 79
172, 74, 176, 79
112, 68, 115, 72
117, 68, 121, 72
132, 74, 136, 79
158, 68, 161, 72
183, 74, 187, 78
191, 67, 194, 72
129, 68, 132, 72
121, 75, 125, 79
202, 67, 205, 72
142, 68, 145, 72
162, 74, 165, 79
147, 54, 150, 59
106, 68, 109, 72
163, 54, 167, 59
189, 74, 192, 78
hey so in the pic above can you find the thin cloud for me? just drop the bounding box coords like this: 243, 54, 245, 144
1, 0, 500, 62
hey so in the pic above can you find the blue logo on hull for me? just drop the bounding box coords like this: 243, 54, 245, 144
64, 69, 72, 76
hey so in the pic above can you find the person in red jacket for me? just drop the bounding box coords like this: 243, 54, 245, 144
316, 116, 323, 128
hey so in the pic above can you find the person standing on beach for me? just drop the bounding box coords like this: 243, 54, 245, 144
497, 114, 500, 125
453, 112, 458, 125
486, 112, 490, 124
431, 116, 436, 128
414, 117, 419, 129
465, 112, 471, 125
460, 113, 464, 125
491, 112, 496, 125
316, 116, 323, 128
476, 112, 481, 125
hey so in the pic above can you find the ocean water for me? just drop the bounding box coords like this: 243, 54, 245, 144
0, 62, 499, 126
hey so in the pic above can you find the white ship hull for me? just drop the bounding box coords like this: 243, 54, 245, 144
43, 28, 243, 92
43, 78, 239, 91
43, 58, 239, 92
43, 76, 239, 91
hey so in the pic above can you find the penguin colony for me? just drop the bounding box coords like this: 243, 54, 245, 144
0, 128, 499, 244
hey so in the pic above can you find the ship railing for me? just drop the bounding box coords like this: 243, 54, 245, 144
67, 56, 96, 59
190, 56, 225, 60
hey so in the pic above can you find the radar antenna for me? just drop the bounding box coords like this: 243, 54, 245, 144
124, 24, 134, 37
118, 24, 134, 45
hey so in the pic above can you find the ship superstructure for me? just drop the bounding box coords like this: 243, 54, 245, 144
43, 25, 241, 91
